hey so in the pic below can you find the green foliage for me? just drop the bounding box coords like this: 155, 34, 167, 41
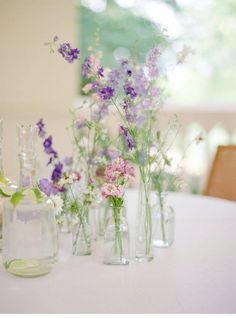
10, 191, 24, 208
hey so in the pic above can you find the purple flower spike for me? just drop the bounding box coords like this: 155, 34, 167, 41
81, 57, 91, 78
124, 82, 137, 99
99, 86, 114, 101
98, 67, 104, 78
43, 136, 52, 150
120, 126, 134, 150
58, 42, 80, 63
36, 118, 46, 138
51, 162, 63, 182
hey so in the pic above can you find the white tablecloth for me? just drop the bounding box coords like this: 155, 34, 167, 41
0, 191, 236, 314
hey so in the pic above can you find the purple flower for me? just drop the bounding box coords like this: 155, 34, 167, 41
98, 67, 104, 77
51, 162, 63, 182
64, 156, 73, 166
99, 86, 114, 101
108, 69, 120, 89
127, 69, 132, 76
58, 42, 80, 63
146, 46, 160, 79
39, 178, 54, 196
123, 99, 135, 123
36, 118, 46, 138
124, 82, 137, 99
43, 136, 52, 151
92, 80, 100, 91
92, 100, 109, 120
81, 57, 91, 78
120, 126, 134, 150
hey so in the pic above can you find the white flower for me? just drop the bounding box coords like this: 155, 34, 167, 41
50, 195, 64, 217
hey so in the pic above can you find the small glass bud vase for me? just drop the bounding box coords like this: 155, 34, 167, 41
2, 125, 58, 277
58, 193, 72, 233
104, 205, 130, 265
97, 200, 113, 236
135, 181, 154, 262
72, 204, 92, 255
153, 193, 175, 248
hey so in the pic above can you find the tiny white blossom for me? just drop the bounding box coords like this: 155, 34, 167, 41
50, 195, 64, 216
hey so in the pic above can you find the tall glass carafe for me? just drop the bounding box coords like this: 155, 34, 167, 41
0, 119, 17, 251
2, 125, 58, 277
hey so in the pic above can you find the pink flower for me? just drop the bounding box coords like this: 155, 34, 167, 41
101, 183, 124, 198
91, 93, 100, 103
76, 114, 87, 129
82, 83, 92, 94
104, 157, 134, 183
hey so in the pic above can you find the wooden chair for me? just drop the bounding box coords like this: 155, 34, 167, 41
204, 145, 236, 201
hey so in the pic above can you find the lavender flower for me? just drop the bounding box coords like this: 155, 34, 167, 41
51, 162, 63, 182
39, 178, 54, 196
98, 67, 104, 77
146, 47, 160, 79
36, 118, 46, 138
81, 57, 91, 78
123, 99, 135, 123
127, 69, 132, 77
108, 69, 121, 89
64, 156, 73, 166
92, 80, 100, 91
120, 126, 134, 150
99, 86, 114, 101
43, 136, 52, 151
58, 43, 80, 63
123, 82, 137, 99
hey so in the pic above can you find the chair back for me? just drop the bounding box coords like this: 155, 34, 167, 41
204, 145, 236, 201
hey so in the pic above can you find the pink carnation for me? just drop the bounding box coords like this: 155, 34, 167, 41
101, 183, 124, 199
105, 157, 134, 183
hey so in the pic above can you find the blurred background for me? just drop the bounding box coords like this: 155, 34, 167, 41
0, 0, 236, 193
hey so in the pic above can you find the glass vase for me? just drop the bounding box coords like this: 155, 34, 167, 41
104, 205, 130, 265
2, 125, 58, 277
97, 200, 113, 236
0, 119, 17, 252
58, 192, 72, 233
72, 204, 92, 255
153, 193, 175, 248
135, 181, 154, 262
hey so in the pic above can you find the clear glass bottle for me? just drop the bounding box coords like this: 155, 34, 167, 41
2, 125, 58, 277
135, 181, 154, 262
104, 205, 130, 265
0, 119, 17, 252
97, 200, 113, 236
153, 193, 175, 248
58, 192, 72, 233
72, 203, 92, 255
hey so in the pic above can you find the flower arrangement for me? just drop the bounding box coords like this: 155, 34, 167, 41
101, 157, 134, 264
37, 34, 196, 262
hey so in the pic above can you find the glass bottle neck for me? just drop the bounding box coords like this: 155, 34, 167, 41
19, 153, 36, 188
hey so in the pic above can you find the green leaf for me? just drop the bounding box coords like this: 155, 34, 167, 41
156, 131, 161, 141
10, 191, 24, 208
32, 187, 43, 202
0, 174, 8, 184
0, 188, 11, 198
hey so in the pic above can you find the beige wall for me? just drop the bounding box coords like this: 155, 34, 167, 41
0, 0, 78, 181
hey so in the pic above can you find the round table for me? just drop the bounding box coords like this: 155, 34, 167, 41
0, 191, 236, 314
